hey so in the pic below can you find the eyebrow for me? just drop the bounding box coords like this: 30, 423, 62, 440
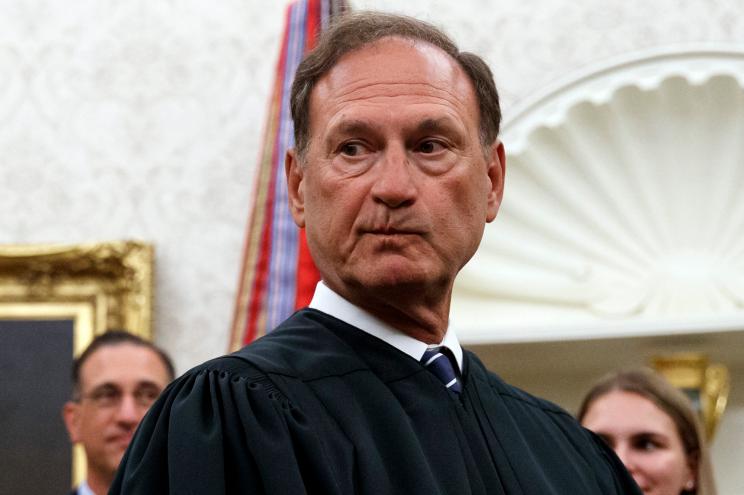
88, 380, 164, 393
632, 431, 667, 440
332, 119, 380, 137
413, 117, 460, 135
89, 382, 118, 392
330, 116, 461, 137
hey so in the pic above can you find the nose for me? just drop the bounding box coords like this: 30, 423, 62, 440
370, 144, 417, 208
613, 445, 638, 475
115, 394, 143, 427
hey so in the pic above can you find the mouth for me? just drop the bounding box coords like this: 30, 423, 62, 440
107, 433, 134, 448
368, 229, 417, 236
364, 224, 426, 236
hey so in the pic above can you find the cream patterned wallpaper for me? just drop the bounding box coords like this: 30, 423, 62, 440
0, 1, 288, 371
1, 0, 743, 492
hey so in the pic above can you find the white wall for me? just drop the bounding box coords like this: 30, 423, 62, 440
1, 1, 742, 491
0, 0, 289, 371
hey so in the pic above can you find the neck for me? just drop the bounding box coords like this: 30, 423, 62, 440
85, 468, 113, 495
326, 279, 452, 344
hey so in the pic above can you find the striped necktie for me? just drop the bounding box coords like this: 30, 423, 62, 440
421, 346, 462, 393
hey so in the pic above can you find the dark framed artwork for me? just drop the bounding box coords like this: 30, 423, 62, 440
0, 318, 75, 493
0, 241, 154, 492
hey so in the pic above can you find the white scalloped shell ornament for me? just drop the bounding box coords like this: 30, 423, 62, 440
452, 47, 744, 343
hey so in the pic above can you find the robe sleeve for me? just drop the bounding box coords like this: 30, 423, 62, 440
545, 406, 642, 494
109, 357, 344, 495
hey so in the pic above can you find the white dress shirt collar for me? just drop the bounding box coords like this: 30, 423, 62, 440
309, 281, 463, 371
77, 480, 95, 495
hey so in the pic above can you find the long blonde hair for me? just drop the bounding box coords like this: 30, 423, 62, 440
578, 367, 716, 495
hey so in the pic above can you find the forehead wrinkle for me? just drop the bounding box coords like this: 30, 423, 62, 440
309, 39, 481, 150
316, 36, 477, 110
325, 79, 471, 107
325, 107, 466, 141
323, 90, 473, 125
332, 118, 382, 136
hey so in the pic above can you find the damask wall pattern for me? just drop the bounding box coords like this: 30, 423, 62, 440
0, 0, 288, 371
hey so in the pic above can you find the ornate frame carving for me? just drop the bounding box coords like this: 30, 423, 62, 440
0, 240, 153, 345
652, 353, 730, 440
453, 47, 744, 344
0, 240, 154, 487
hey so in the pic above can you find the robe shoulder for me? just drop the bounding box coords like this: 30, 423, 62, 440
466, 352, 640, 494
110, 312, 355, 494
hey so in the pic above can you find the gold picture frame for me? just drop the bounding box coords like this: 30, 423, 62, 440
0, 240, 154, 488
652, 353, 730, 441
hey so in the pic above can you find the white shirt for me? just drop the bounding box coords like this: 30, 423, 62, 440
309, 281, 463, 372
77, 480, 95, 495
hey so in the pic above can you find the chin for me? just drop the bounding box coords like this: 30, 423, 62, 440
106, 449, 127, 471
359, 271, 433, 292
334, 256, 447, 295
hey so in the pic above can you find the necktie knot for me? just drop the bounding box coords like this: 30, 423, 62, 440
421, 346, 462, 393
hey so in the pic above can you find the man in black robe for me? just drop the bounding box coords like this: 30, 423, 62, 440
111, 12, 641, 494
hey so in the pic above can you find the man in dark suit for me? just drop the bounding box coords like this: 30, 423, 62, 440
62, 331, 173, 495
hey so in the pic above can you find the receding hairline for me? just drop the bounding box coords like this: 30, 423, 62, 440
312, 34, 475, 90
325, 33, 454, 63
75, 341, 173, 392
78, 342, 171, 378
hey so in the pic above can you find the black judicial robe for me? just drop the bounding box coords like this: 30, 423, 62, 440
111, 309, 640, 494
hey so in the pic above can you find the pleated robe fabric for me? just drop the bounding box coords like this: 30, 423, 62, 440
111, 309, 641, 494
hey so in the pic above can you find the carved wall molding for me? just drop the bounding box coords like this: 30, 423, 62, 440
0, 240, 153, 341
452, 46, 744, 343
653, 353, 731, 440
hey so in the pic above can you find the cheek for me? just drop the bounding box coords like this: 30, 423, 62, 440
644, 452, 689, 482
78, 413, 109, 448
86, 412, 110, 433
440, 176, 488, 231
309, 174, 370, 224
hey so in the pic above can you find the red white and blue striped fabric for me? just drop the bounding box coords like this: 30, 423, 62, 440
230, 0, 348, 350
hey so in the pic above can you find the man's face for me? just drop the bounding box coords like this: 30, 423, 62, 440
63, 344, 171, 480
287, 37, 504, 303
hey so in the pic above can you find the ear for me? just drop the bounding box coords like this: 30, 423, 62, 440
285, 148, 306, 228
683, 455, 698, 492
485, 139, 506, 223
62, 401, 81, 443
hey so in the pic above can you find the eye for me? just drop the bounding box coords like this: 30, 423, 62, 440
633, 435, 662, 452
134, 385, 162, 406
416, 139, 446, 154
96, 389, 118, 401
87, 385, 121, 406
339, 142, 367, 157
